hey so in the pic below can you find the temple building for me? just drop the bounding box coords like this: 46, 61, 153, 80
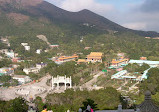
55, 54, 78, 63
52, 75, 72, 90
111, 57, 129, 67
77, 59, 88, 64
86, 52, 103, 63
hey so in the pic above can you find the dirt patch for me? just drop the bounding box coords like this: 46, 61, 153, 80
39, 17, 50, 24
17, 0, 43, 7
7, 13, 29, 25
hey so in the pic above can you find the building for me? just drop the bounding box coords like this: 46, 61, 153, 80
23, 68, 40, 74
36, 63, 47, 69
55, 54, 78, 63
86, 52, 103, 63
52, 75, 72, 90
0, 67, 14, 76
12, 75, 31, 84
11, 57, 21, 63
77, 59, 88, 64
84, 47, 92, 50
5, 51, 15, 58
21, 43, 28, 46
24, 46, 30, 51
36, 49, 41, 54
111, 70, 128, 79
50, 44, 59, 48
111, 57, 129, 67
128, 60, 159, 67
140, 57, 147, 60
0, 49, 8, 54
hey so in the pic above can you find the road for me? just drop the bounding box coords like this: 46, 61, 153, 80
81, 71, 104, 90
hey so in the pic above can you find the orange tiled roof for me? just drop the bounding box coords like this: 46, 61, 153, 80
111, 58, 129, 64
77, 59, 87, 63
87, 52, 103, 57
59, 55, 78, 60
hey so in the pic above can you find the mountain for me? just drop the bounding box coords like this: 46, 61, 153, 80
0, 0, 158, 37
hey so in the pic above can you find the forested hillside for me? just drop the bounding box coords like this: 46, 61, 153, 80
0, 0, 159, 61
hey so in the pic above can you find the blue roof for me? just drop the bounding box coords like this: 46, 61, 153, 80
140, 68, 151, 81
129, 60, 159, 65
121, 76, 136, 79
111, 70, 127, 79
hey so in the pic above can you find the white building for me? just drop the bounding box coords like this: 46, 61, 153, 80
0, 49, 8, 54
52, 75, 72, 90
12, 75, 31, 84
36, 63, 47, 69
23, 68, 40, 74
6, 51, 15, 58
24, 46, 30, 51
129, 60, 159, 67
21, 43, 28, 46
36, 49, 41, 54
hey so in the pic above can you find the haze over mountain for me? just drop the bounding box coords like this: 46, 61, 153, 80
0, 0, 159, 37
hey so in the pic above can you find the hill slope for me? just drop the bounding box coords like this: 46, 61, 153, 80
0, 0, 158, 37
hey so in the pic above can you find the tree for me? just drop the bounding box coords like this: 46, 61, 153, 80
0, 75, 11, 83
34, 96, 45, 112
81, 99, 98, 111
6, 97, 28, 112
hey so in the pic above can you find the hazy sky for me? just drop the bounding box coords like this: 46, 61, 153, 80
45, 0, 159, 32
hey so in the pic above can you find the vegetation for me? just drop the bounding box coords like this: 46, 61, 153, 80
124, 63, 150, 73
0, 97, 28, 112
0, 75, 18, 87
0, 59, 12, 68
46, 88, 121, 111
139, 67, 159, 94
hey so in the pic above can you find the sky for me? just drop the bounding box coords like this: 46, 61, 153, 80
44, 0, 159, 32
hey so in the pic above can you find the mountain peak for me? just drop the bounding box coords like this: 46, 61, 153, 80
0, 0, 158, 37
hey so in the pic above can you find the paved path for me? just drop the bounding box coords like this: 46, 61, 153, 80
0, 75, 52, 101
117, 81, 128, 91
129, 81, 139, 91
81, 71, 104, 90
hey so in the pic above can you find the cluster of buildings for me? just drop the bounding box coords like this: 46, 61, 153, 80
0, 67, 31, 84
77, 52, 103, 64
0, 49, 24, 63
21, 43, 30, 51
1, 37, 10, 47
21, 43, 42, 54
0, 49, 16, 58
12, 75, 31, 84
0, 67, 14, 76
23, 62, 47, 74
108, 56, 129, 71
110, 56, 159, 81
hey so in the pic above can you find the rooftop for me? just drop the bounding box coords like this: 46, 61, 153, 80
129, 60, 159, 65
13, 75, 28, 78
87, 52, 103, 57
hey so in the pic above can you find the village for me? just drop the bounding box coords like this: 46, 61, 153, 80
1, 36, 159, 103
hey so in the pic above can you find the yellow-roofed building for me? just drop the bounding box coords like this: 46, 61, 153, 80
77, 59, 88, 64
58, 54, 78, 62
86, 52, 103, 63
111, 57, 129, 67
